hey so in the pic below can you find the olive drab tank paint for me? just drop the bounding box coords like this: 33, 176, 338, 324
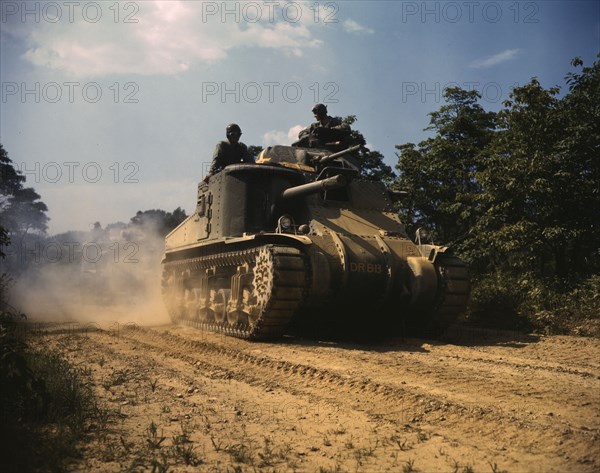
161, 144, 470, 339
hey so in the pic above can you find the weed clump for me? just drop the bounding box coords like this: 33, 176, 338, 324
0, 309, 103, 472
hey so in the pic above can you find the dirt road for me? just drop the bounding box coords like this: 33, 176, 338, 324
31, 320, 599, 472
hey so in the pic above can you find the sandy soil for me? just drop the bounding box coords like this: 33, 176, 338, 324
29, 318, 600, 473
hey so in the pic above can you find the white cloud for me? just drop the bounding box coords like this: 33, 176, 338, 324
17, 1, 324, 78
288, 125, 304, 141
262, 125, 304, 146
469, 49, 521, 69
342, 19, 374, 34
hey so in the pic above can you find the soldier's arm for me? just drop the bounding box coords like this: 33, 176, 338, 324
330, 117, 350, 132
298, 126, 311, 139
208, 142, 225, 175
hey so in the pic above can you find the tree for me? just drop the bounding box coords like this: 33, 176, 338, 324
3, 188, 49, 236
559, 56, 600, 275
164, 207, 188, 232
393, 58, 600, 334
395, 88, 496, 243
247, 145, 263, 161
0, 144, 25, 209
474, 79, 562, 273
0, 225, 9, 260
130, 208, 188, 236
342, 115, 395, 185
473, 56, 600, 278
0, 144, 49, 237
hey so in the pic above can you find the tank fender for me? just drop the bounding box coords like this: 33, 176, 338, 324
417, 243, 450, 263
222, 233, 313, 246
406, 256, 438, 309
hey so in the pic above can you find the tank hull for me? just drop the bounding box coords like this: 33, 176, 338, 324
161, 232, 469, 339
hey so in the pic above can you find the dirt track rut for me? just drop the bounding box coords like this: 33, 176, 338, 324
33, 322, 600, 472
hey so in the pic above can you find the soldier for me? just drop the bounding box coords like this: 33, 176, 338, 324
295, 103, 351, 150
207, 124, 254, 177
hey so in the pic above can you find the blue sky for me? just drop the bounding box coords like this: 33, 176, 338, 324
1, 0, 598, 234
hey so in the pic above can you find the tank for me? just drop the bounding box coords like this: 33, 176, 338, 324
161, 145, 470, 339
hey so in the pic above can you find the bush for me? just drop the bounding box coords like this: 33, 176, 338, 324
522, 275, 600, 337
0, 309, 99, 472
468, 270, 531, 330
470, 271, 600, 337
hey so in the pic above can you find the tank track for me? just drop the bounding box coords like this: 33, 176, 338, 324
429, 254, 471, 334
161, 245, 308, 340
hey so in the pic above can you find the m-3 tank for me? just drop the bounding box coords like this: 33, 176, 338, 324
161, 145, 470, 339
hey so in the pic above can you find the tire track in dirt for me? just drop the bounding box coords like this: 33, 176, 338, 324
34, 323, 599, 472
37, 327, 430, 472
158, 326, 599, 434
116, 325, 600, 472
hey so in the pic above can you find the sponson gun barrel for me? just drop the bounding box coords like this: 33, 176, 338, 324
280, 174, 347, 201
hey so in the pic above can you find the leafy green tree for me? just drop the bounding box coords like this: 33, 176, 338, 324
165, 207, 188, 231
0, 144, 49, 237
0, 225, 9, 260
3, 188, 49, 236
394, 58, 600, 334
342, 115, 395, 185
247, 145, 263, 161
559, 56, 600, 275
130, 207, 188, 236
474, 79, 562, 272
395, 88, 496, 243
0, 144, 25, 205
474, 56, 599, 278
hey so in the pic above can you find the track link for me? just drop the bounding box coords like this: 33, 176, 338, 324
162, 245, 308, 340
430, 254, 471, 332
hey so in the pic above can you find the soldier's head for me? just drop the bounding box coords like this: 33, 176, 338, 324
312, 103, 328, 121
226, 123, 242, 144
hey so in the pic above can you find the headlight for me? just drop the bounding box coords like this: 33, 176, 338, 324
279, 215, 293, 230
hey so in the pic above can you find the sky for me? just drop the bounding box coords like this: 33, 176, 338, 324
1, 0, 598, 235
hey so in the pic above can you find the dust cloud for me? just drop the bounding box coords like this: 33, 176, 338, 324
4, 219, 172, 328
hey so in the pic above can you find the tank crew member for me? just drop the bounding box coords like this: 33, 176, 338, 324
207, 123, 254, 176
295, 103, 351, 149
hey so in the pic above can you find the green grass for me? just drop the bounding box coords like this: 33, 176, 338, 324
0, 311, 106, 473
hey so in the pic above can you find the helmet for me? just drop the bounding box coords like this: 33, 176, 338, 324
226, 123, 242, 136
312, 103, 327, 114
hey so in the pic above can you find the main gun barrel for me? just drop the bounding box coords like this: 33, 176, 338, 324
280, 174, 347, 201
315, 144, 363, 165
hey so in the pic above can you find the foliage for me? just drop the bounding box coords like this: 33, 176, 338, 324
0, 144, 25, 204
0, 310, 39, 422
130, 207, 188, 236
0, 309, 102, 471
473, 73, 598, 278
0, 225, 9, 259
470, 272, 600, 336
395, 87, 496, 243
342, 115, 396, 185
395, 55, 600, 335
247, 145, 263, 161
0, 144, 49, 237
